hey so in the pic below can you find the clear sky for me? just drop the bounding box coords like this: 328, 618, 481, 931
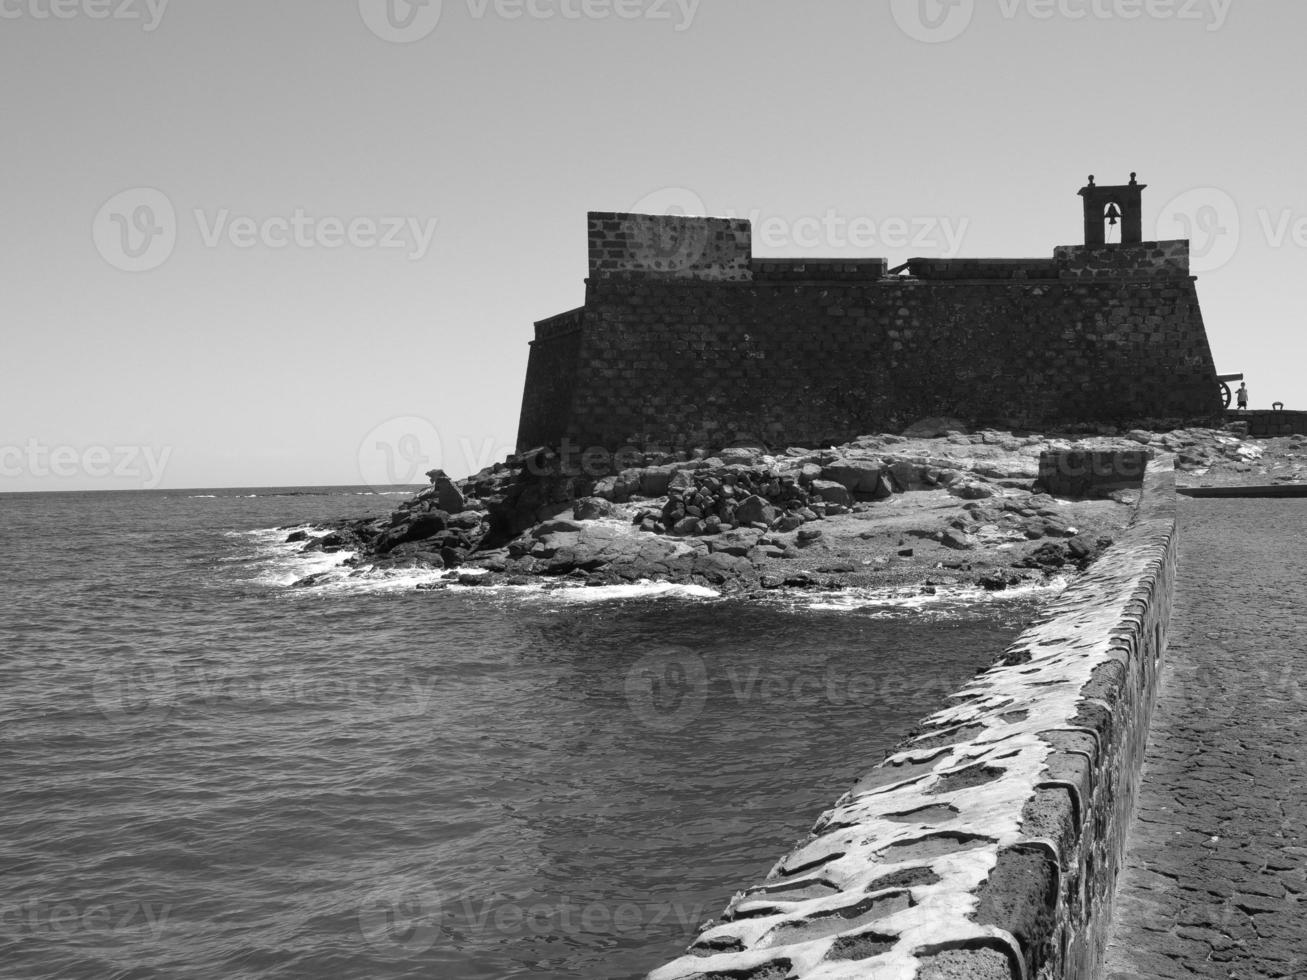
2, 0, 1300, 491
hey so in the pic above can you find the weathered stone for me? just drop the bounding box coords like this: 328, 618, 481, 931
821, 460, 884, 494
774, 514, 804, 532
950, 480, 997, 501
430, 471, 466, 514
810, 479, 852, 507
638, 464, 677, 497
735, 494, 779, 527
572, 496, 613, 521
940, 528, 973, 550
671, 517, 704, 536
901, 416, 968, 439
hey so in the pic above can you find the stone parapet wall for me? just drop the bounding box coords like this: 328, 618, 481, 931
904, 258, 1060, 281
752, 258, 889, 282
533, 306, 586, 342
1228, 409, 1307, 437
587, 212, 753, 281
1054, 241, 1190, 279
645, 458, 1177, 980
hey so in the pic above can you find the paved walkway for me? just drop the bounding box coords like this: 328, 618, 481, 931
1104, 500, 1307, 979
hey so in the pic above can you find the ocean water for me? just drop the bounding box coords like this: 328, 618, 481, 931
0, 487, 1055, 980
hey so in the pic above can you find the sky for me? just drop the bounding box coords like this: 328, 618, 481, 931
1, 0, 1301, 491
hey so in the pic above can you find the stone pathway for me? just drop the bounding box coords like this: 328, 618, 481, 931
1104, 499, 1307, 979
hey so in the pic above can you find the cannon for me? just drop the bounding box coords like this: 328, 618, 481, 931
1217, 373, 1244, 409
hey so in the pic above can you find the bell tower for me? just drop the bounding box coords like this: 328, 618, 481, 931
1078, 173, 1146, 246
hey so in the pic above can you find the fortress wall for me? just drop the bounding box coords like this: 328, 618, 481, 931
549, 276, 1220, 453
646, 458, 1178, 980
517, 308, 585, 452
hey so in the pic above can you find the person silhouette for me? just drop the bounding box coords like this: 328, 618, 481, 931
1236, 381, 1249, 410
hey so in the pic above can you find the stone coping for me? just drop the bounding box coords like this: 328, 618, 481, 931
645, 457, 1177, 980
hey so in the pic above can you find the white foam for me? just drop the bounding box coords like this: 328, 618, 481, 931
521, 581, 720, 603
798, 576, 1067, 614
235, 526, 357, 588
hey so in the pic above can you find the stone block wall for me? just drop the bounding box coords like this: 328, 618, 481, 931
644, 459, 1178, 980
542, 275, 1219, 452
588, 211, 753, 281
517, 308, 585, 451
1230, 409, 1307, 437
518, 214, 1222, 454
1036, 450, 1151, 498
752, 258, 889, 282
1054, 240, 1190, 279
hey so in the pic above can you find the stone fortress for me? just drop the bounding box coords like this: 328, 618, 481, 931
517, 175, 1224, 454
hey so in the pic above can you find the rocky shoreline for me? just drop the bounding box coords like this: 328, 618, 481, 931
287, 422, 1271, 596
286, 422, 1303, 597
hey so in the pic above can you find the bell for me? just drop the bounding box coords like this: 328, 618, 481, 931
1105, 203, 1122, 227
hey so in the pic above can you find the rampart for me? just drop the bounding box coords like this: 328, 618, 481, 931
646, 457, 1177, 980
516, 211, 1222, 454
1229, 408, 1307, 437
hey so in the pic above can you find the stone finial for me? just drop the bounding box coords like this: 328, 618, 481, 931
1088, 175, 1096, 186
1130, 172, 1138, 185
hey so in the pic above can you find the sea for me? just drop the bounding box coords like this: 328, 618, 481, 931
0, 486, 1061, 979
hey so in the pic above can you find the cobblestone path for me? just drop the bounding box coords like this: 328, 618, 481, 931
1104, 499, 1307, 979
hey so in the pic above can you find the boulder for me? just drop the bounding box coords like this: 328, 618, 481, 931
428, 471, 465, 514
573, 496, 614, 521
593, 468, 642, 503
869, 471, 896, 501
735, 494, 779, 527
639, 465, 677, 497
810, 479, 853, 507
888, 461, 928, 491
691, 552, 757, 588
374, 512, 447, 553
901, 416, 968, 439
671, 517, 705, 537
533, 519, 585, 538
1018, 542, 1069, 569
822, 460, 884, 494
798, 463, 823, 484
668, 469, 697, 492
718, 446, 764, 466
708, 528, 763, 557
949, 480, 997, 501
940, 528, 973, 550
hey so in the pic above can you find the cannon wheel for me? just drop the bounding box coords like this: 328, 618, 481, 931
1220, 380, 1232, 409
